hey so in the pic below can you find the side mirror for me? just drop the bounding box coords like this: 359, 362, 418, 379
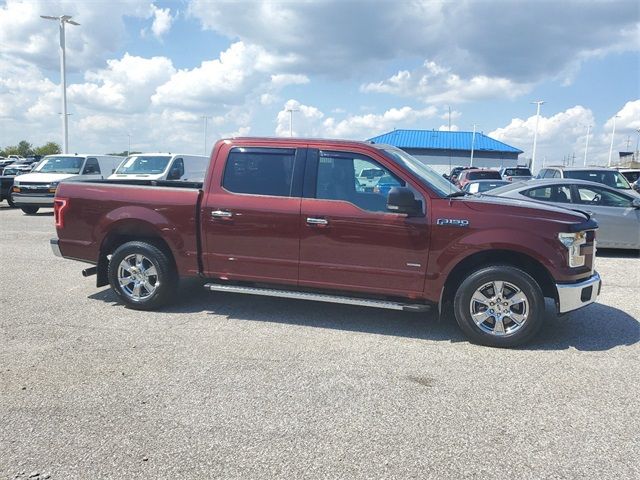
632, 197, 640, 209
387, 187, 422, 216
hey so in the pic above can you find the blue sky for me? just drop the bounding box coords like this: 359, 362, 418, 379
1, 0, 638, 165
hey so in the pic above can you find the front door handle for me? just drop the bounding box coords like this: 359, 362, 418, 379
211, 210, 233, 218
306, 217, 328, 226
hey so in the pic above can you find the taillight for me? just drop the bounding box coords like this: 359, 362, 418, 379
54, 198, 68, 228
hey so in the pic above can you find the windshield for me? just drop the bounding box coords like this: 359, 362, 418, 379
564, 170, 631, 189
34, 156, 85, 174
115, 155, 172, 175
380, 146, 461, 197
468, 171, 502, 180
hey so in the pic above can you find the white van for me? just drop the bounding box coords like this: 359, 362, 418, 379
108, 153, 208, 182
12, 154, 123, 214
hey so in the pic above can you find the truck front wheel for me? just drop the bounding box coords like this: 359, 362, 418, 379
21, 206, 39, 214
453, 265, 545, 348
108, 241, 178, 311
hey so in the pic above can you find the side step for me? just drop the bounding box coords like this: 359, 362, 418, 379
204, 283, 431, 312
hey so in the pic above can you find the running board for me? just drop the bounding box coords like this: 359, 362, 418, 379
204, 283, 431, 312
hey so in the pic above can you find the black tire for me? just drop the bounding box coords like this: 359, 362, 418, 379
7, 195, 16, 208
453, 265, 545, 348
21, 206, 39, 214
108, 241, 178, 311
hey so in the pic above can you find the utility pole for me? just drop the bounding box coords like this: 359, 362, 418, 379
41, 15, 80, 154
127, 133, 131, 156
530, 100, 545, 174
607, 115, 620, 167
469, 124, 478, 167
583, 124, 591, 166
286, 108, 299, 137
201, 116, 212, 156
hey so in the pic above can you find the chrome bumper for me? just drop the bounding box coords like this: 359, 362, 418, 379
12, 193, 54, 205
556, 272, 601, 314
50, 239, 62, 258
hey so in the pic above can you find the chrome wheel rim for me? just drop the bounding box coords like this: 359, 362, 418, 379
117, 254, 159, 301
469, 280, 530, 337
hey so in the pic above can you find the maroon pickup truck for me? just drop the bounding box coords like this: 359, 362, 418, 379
51, 138, 601, 347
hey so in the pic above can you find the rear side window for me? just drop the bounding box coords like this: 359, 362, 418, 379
468, 171, 502, 180
523, 185, 572, 203
223, 148, 295, 197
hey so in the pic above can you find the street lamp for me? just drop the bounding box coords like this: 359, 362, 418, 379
201, 116, 212, 156
41, 14, 79, 154
607, 115, 620, 167
286, 108, 299, 137
583, 124, 591, 167
469, 124, 478, 167
530, 100, 545, 173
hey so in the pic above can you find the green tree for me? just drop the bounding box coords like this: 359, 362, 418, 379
16, 140, 33, 157
34, 142, 61, 156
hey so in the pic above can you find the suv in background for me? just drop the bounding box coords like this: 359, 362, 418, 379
536, 166, 633, 191
357, 167, 385, 190
499, 166, 532, 182
617, 168, 639, 192
456, 169, 503, 189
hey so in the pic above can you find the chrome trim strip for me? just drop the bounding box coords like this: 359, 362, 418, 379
556, 272, 601, 314
205, 283, 430, 312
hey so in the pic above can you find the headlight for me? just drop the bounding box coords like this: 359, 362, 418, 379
558, 231, 586, 267
49, 181, 59, 193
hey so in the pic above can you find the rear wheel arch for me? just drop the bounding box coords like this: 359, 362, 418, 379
440, 249, 557, 314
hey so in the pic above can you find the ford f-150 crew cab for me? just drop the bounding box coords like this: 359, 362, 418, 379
50, 138, 601, 347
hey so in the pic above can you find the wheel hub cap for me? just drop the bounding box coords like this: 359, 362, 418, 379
469, 280, 530, 337
117, 254, 159, 301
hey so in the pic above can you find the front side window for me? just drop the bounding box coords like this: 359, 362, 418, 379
223, 148, 295, 197
82, 158, 101, 174
316, 151, 407, 213
575, 185, 633, 208
34, 156, 85, 174
523, 185, 572, 203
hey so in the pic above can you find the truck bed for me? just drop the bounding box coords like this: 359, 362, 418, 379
55, 180, 203, 277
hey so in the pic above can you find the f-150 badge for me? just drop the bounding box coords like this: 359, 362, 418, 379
436, 218, 469, 227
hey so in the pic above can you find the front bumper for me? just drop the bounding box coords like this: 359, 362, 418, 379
556, 272, 601, 314
50, 239, 62, 257
12, 192, 54, 207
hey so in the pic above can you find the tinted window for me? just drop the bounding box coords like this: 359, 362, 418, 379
116, 155, 172, 174
523, 185, 572, 203
168, 158, 184, 180
621, 171, 639, 183
316, 152, 407, 213
223, 148, 295, 197
564, 170, 631, 189
468, 171, 502, 180
83, 157, 101, 174
575, 185, 632, 208
503, 168, 531, 176
34, 156, 85, 174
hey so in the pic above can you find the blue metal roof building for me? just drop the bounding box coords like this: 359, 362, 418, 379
367, 129, 524, 173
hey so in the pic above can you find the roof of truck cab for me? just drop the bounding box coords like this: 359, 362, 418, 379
125, 152, 206, 156
227, 136, 376, 146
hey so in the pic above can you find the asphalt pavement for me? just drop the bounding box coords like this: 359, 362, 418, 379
0, 205, 638, 479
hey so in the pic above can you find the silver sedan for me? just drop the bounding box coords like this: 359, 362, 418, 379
490, 178, 640, 250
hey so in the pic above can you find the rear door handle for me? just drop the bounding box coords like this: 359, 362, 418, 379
306, 217, 328, 226
211, 210, 233, 218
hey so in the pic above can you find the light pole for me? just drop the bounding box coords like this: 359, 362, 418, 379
607, 115, 620, 167
469, 124, 478, 167
41, 15, 79, 154
127, 133, 131, 156
201, 116, 212, 156
530, 100, 545, 173
286, 108, 299, 137
583, 124, 591, 166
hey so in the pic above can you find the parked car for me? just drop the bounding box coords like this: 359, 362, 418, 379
499, 166, 533, 182
109, 153, 208, 182
462, 180, 510, 194
357, 167, 385, 190
456, 169, 503, 189
12, 154, 123, 214
536, 166, 633, 191
0, 157, 15, 175
446, 166, 474, 184
0, 174, 16, 207
617, 168, 640, 186
491, 178, 640, 250
51, 137, 601, 348
4, 157, 39, 175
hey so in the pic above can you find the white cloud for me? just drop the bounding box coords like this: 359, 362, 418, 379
275, 100, 438, 139
150, 5, 173, 39
604, 99, 640, 132
270, 74, 309, 89
362, 61, 533, 104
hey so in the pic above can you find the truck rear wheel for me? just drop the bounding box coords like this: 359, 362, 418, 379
21, 206, 39, 214
108, 241, 178, 311
453, 265, 544, 348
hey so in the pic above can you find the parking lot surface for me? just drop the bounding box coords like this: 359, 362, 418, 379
1, 205, 638, 479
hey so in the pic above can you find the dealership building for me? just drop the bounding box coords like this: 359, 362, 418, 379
368, 129, 524, 175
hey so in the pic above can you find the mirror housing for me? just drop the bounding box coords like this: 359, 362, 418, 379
632, 197, 640, 209
387, 187, 422, 216
167, 167, 182, 180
